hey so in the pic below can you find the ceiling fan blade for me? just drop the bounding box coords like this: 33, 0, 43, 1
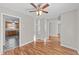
29, 11, 36, 12
42, 11, 48, 13
42, 4, 49, 9
38, 3, 42, 7
30, 3, 37, 9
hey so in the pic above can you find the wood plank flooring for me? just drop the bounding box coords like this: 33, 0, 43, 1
3, 36, 78, 55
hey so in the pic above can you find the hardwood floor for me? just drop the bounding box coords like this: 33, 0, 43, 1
3, 36, 78, 55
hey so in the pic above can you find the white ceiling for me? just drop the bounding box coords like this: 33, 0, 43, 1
0, 3, 79, 19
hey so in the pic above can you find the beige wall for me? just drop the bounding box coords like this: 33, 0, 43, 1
61, 10, 78, 51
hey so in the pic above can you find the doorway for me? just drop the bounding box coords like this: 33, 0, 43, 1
2, 14, 21, 52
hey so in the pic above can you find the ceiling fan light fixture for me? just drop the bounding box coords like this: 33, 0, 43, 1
39, 11, 42, 15
30, 3, 49, 16
36, 11, 39, 15
36, 11, 42, 16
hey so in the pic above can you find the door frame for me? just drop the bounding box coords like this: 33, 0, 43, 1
1, 13, 21, 53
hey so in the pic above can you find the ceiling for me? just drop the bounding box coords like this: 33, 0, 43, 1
0, 3, 79, 19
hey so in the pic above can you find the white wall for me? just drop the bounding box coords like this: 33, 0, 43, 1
61, 10, 78, 50
0, 7, 34, 47
77, 9, 79, 52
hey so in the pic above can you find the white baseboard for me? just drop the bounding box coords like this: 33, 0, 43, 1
75, 49, 79, 54
77, 51, 79, 54
61, 43, 79, 54
20, 40, 34, 47
61, 43, 77, 51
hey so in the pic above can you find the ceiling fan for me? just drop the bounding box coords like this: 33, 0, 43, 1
29, 3, 49, 16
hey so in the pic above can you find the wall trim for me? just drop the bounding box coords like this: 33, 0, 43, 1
76, 49, 79, 54
61, 43, 78, 52
0, 13, 21, 53
77, 51, 79, 54
20, 40, 34, 47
